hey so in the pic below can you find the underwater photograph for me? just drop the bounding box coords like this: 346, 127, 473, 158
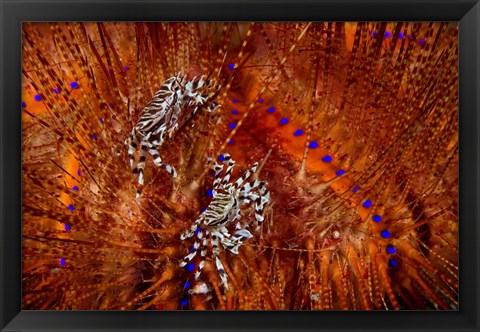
21, 22, 458, 310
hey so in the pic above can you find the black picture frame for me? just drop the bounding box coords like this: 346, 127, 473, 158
1, 0, 479, 331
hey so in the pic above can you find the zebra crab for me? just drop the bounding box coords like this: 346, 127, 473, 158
180, 153, 271, 290
125, 74, 221, 199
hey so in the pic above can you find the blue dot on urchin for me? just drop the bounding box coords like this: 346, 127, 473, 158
228, 139, 234, 145
183, 281, 191, 289
293, 129, 304, 136
180, 298, 188, 306
381, 230, 391, 239
336, 169, 346, 176
21, 102, 26, 108
53, 88, 60, 94
362, 199, 372, 208
280, 117, 288, 125
321, 155, 332, 163
70, 81, 79, 89
64, 224, 71, 231
232, 109, 238, 115
268, 107, 276, 113
34, 94, 42, 101
384, 30, 391, 38
308, 141, 319, 149
387, 245, 396, 254
72, 186, 79, 191
186, 263, 195, 272
372, 215, 382, 223
229, 123, 236, 130
388, 259, 398, 268
67, 204, 74, 211
59, 258, 66, 266
207, 189, 213, 197
228, 63, 235, 70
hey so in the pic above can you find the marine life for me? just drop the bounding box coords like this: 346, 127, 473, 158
180, 153, 270, 290
21, 22, 458, 310
125, 74, 221, 198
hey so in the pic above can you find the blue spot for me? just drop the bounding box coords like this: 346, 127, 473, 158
21, 102, 26, 108
183, 281, 191, 289
127, 210, 130, 215
232, 109, 238, 115
370, 30, 377, 38
228, 63, 235, 70
53, 88, 60, 94
321, 155, 332, 163
308, 141, 319, 149
92, 134, 97, 140
70, 81, 79, 89
352, 185, 359, 192
229, 123, 236, 130
268, 107, 276, 113
381, 230, 391, 239
99, 118, 104, 123
201, 208, 207, 213
180, 298, 188, 306
124, 65, 129, 71
189, 246, 195, 253
186, 263, 195, 272
72, 186, 79, 191
362, 199, 372, 208
207, 189, 213, 197
219, 155, 225, 161
228, 139, 234, 145
419, 38, 426, 46
195, 227, 201, 235
399, 32, 404, 39
258, 98, 263, 103
372, 215, 382, 223
384, 30, 391, 38
77, 169, 82, 176
387, 246, 396, 254
336, 169, 346, 176
389, 259, 397, 267
280, 117, 288, 125
67, 204, 74, 211
59, 258, 66, 266
109, 104, 114, 108
293, 129, 304, 136
233, 98, 238, 103
64, 224, 71, 231
34, 94, 42, 101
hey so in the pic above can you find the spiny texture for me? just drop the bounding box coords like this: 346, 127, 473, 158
21, 22, 458, 310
